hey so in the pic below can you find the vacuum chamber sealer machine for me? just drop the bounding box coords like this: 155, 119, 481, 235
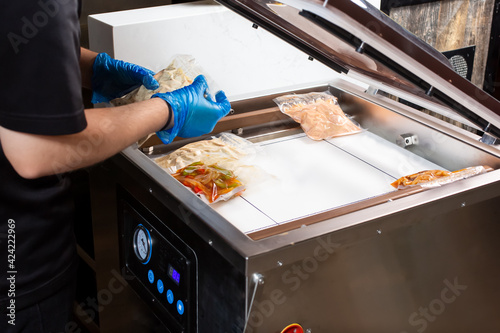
87, 0, 500, 332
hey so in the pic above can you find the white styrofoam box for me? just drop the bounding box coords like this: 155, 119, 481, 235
88, 0, 340, 101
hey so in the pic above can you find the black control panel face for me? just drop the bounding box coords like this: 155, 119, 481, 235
121, 201, 197, 332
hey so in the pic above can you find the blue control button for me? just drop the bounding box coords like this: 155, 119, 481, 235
157, 279, 164, 294
148, 270, 154, 284
176, 300, 184, 315
167, 289, 174, 304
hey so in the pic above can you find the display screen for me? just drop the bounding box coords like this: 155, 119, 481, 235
168, 264, 181, 285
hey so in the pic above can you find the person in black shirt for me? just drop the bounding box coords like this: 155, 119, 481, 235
0, 0, 230, 331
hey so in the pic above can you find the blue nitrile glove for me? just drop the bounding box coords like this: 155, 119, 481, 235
91, 53, 160, 103
153, 75, 231, 144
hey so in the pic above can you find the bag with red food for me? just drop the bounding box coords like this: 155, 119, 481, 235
155, 133, 270, 203
171, 162, 246, 203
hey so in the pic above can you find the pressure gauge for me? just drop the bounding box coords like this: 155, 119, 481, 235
133, 224, 152, 264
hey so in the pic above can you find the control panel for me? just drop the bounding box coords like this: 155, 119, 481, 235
120, 199, 197, 332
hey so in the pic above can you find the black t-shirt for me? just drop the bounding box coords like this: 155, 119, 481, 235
0, 0, 87, 310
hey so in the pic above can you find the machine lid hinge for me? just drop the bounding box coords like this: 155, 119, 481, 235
425, 85, 434, 97
365, 85, 379, 96
356, 41, 366, 54
480, 124, 500, 145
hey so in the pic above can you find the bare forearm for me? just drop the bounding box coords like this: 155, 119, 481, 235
80, 47, 97, 90
0, 98, 169, 179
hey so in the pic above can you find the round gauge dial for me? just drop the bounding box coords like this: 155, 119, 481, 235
133, 224, 152, 264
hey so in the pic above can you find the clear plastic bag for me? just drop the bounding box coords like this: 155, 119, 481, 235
273, 91, 362, 140
155, 133, 258, 173
110, 55, 213, 106
391, 166, 488, 189
171, 162, 245, 203
155, 133, 263, 204
109, 55, 219, 146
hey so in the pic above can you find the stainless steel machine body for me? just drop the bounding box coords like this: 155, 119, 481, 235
88, 0, 500, 332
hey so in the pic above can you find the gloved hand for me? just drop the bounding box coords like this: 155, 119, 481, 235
91, 53, 160, 103
153, 75, 231, 144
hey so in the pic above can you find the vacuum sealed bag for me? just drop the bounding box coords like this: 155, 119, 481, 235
155, 133, 263, 204
273, 91, 362, 140
391, 166, 488, 189
171, 162, 245, 203
155, 133, 257, 173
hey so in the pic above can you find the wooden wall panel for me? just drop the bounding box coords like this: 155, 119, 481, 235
389, 0, 495, 87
